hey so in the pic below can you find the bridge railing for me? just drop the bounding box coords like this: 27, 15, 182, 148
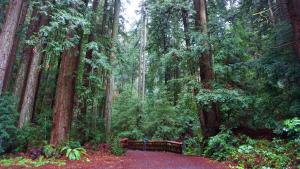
120, 138, 183, 154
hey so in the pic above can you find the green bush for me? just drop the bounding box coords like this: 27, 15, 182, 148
110, 137, 124, 156
204, 128, 238, 160
283, 118, 300, 143
43, 144, 57, 158
119, 129, 144, 140
15, 124, 39, 152
0, 94, 18, 154
183, 136, 202, 155
230, 139, 297, 168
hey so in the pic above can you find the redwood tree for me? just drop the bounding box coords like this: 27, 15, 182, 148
287, 0, 300, 59
18, 14, 48, 128
138, 4, 147, 100
104, 0, 121, 138
14, 9, 47, 113
0, 0, 24, 94
3, 1, 29, 91
50, 34, 80, 145
193, 0, 220, 137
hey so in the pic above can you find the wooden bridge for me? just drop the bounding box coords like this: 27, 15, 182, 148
120, 138, 183, 154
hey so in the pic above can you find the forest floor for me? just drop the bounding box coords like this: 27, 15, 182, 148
1, 150, 229, 169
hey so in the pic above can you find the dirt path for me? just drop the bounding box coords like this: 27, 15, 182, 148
2, 150, 229, 169
121, 150, 228, 169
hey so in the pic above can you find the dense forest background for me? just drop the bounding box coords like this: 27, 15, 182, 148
0, 0, 299, 168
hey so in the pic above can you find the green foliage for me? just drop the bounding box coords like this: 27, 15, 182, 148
60, 145, 87, 161
113, 86, 198, 141
284, 118, 300, 134
183, 136, 203, 156
204, 128, 238, 160
230, 139, 299, 169
43, 144, 56, 158
0, 94, 18, 154
0, 156, 65, 168
118, 129, 144, 140
110, 137, 124, 156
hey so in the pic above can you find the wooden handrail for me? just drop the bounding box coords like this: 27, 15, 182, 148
120, 138, 183, 154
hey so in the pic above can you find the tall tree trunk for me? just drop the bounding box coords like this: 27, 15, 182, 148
99, 0, 110, 118
138, 4, 147, 101
104, 0, 120, 139
0, 0, 24, 94
101, 0, 109, 35
287, 0, 300, 59
182, 8, 195, 75
13, 9, 41, 108
3, 1, 29, 91
50, 34, 80, 145
182, 8, 190, 50
18, 45, 44, 127
268, 0, 275, 25
194, 0, 220, 137
17, 13, 48, 127
277, 0, 290, 21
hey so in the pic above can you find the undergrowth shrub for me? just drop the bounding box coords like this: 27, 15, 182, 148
0, 156, 65, 167
230, 138, 299, 169
204, 127, 238, 160
43, 144, 57, 158
118, 129, 144, 140
183, 136, 203, 155
60, 141, 86, 160
283, 117, 300, 143
15, 124, 40, 152
110, 136, 124, 156
0, 94, 18, 154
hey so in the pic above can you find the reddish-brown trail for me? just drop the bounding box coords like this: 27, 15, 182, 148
1, 150, 229, 169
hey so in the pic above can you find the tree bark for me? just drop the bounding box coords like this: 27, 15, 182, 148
0, 0, 24, 94
277, 0, 290, 21
193, 0, 220, 137
138, 4, 147, 100
18, 45, 44, 128
3, 1, 29, 91
287, 0, 300, 59
13, 9, 40, 107
182, 8, 190, 50
50, 34, 80, 145
104, 0, 120, 138
267, 0, 275, 25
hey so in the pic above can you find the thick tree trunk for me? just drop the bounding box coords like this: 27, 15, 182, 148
3, 1, 29, 91
14, 9, 41, 107
104, 0, 120, 138
18, 45, 44, 128
194, 0, 220, 137
287, 0, 300, 59
138, 5, 147, 100
0, 0, 24, 94
50, 34, 79, 145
